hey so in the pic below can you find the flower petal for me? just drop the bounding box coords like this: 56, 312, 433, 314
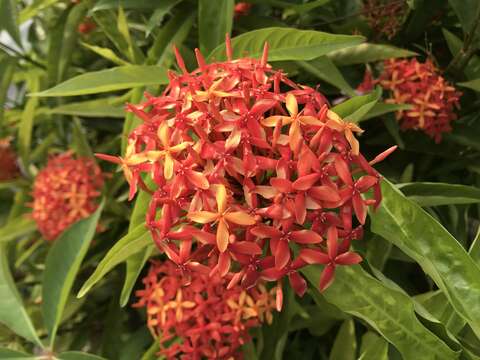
292, 173, 321, 191
188, 211, 218, 224
289, 272, 307, 297
274, 239, 290, 270
309, 186, 341, 202
215, 184, 227, 213
327, 226, 338, 259
224, 211, 256, 225
335, 251, 362, 265
285, 93, 298, 117
186, 170, 210, 190
229, 241, 262, 255
250, 224, 282, 239
216, 219, 229, 252
352, 193, 367, 225
290, 230, 323, 244
299, 248, 330, 264
319, 263, 336, 291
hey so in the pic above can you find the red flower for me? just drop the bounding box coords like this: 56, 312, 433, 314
0, 137, 19, 182
98, 36, 394, 296
31, 153, 104, 241
377, 58, 462, 143
133, 260, 276, 360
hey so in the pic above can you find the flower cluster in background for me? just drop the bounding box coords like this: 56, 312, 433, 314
378, 58, 462, 142
98, 38, 394, 305
31, 153, 104, 241
0, 137, 19, 182
362, 0, 407, 39
134, 260, 276, 359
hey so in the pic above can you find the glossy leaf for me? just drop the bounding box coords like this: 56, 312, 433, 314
398, 182, 480, 206
331, 87, 381, 123
327, 43, 416, 66
48, 98, 125, 118
329, 319, 356, 360
207, 27, 364, 62
78, 223, 150, 298
358, 332, 389, 360
302, 265, 458, 360
121, 87, 144, 153
42, 202, 104, 345
18, 0, 60, 23
370, 179, 480, 338
91, 0, 162, 11
198, 0, 234, 54
0, 245, 42, 346
296, 57, 355, 96
443, 28, 480, 80
31, 66, 168, 97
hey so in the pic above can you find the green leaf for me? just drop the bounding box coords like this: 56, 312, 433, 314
0, 244, 42, 346
198, 0, 234, 54
72, 118, 93, 158
121, 87, 144, 153
302, 265, 458, 360
370, 179, 480, 339
91, 0, 163, 11
18, 75, 39, 166
397, 182, 480, 206
207, 27, 364, 62
18, 0, 60, 23
0, 55, 16, 131
358, 332, 389, 360
331, 87, 381, 123
42, 202, 104, 345
442, 28, 480, 79
448, 0, 480, 33
58, 351, 107, 360
78, 223, 150, 298
458, 78, 480, 91
361, 102, 411, 121
0, 216, 36, 243
31, 66, 168, 97
48, 98, 125, 118
327, 43, 416, 66
0, 348, 34, 359
117, 7, 143, 64
296, 57, 355, 96
0, 0, 21, 46
329, 319, 356, 360
81, 42, 131, 66
147, 10, 195, 67
146, 0, 182, 36
283, 0, 330, 17
120, 187, 154, 307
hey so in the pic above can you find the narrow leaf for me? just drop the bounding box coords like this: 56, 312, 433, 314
331, 87, 381, 123
327, 43, 416, 66
42, 202, 104, 345
329, 319, 356, 360
0, 216, 36, 243
398, 182, 480, 206
31, 66, 168, 97
78, 224, 150, 298
198, 0, 234, 54
358, 332, 389, 360
48, 98, 125, 118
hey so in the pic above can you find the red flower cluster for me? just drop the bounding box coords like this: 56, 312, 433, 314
31, 153, 104, 241
378, 58, 461, 142
234, 2, 252, 18
134, 260, 276, 359
98, 36, 394, 299
0, 138, 19, 182
362, 0, 407, 39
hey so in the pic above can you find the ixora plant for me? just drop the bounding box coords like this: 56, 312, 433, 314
3, 1, 480, 360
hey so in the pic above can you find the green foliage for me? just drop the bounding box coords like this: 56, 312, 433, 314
2, 0, 480, 358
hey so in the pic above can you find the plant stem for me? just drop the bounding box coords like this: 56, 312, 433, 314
0, 42, 46, 70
